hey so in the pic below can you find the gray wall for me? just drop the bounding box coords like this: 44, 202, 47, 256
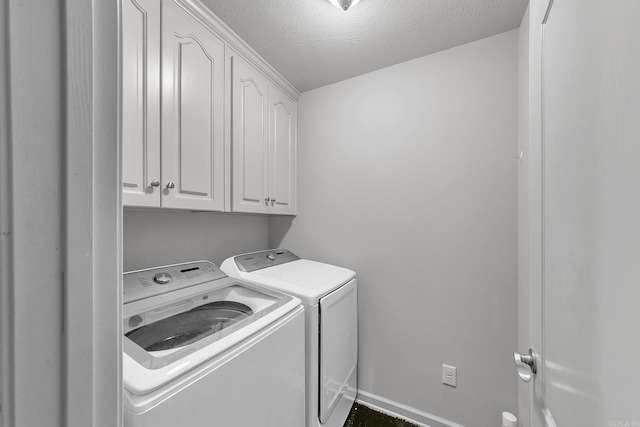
270, 30, 519, 427
123, 210, 269, 271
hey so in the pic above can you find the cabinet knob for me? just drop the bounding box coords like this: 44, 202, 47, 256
270, 198, 276, 206
265, 198, 269, 206
166, 182, 175, 189
150, 180, 160, 187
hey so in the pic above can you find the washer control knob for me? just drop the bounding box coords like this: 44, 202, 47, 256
266, 253, 276, 261
153, 272, 173, 285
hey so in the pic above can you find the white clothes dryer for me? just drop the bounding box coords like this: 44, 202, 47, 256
122, 261, 305, 427
221, 250, 358, 427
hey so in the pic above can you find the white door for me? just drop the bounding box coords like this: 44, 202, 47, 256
161, 0, 225, 211
121, 0, 161, 207
531, 0, 640, 425
268, 85, 297, 215
231, 54, 270, 214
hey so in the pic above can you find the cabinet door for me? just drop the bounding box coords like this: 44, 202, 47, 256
121, 0, 161, 207
231, 55, 270, 214
161, 0, 225, 211
268, 85, 297, 215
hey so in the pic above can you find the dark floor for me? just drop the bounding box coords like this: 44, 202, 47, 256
343, 403, 420, 427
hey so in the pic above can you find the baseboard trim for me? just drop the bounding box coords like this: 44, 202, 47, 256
355, 389, 465, 427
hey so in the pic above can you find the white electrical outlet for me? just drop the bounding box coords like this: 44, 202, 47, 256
442, 364, 457, 387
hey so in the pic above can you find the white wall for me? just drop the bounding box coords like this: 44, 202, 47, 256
270, 30, 519, 427
123, 210, 269, 271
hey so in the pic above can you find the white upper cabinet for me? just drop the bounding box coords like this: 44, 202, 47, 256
122, 0, 225, 211
231, 54, 297, 215
268, 85, 297, 215
231, 54, 270, 214
161, 0, 225, 211
121, 0, 298, 214
121, 0, 161, 207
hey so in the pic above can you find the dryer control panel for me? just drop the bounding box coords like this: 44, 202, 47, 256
234, 249, 300, 272
124, 261, 227, 303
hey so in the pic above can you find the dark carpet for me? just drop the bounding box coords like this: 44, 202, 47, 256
343, 403, 420, 427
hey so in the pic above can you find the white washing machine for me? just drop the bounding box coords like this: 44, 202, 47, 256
221, 250, 358, 427
122, 260, 305, 427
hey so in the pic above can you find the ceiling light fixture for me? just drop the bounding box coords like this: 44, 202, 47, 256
328, 0, 361, 11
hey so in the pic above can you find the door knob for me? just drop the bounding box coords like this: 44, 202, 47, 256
150, 179, 160, 187
513, 348, 537, 382
166, 182, 175, 189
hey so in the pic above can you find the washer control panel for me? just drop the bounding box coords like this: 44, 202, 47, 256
124, 261, 227, 304
234, 249, 300, 272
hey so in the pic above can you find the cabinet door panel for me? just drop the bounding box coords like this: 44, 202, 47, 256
231, 55, 269, 213
176, 40, 213, 196
122, 0, 161, 207
162, 0, 225, 211
269, 85, 296, 215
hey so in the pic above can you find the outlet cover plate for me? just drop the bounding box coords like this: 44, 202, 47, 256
442, 364, 457, 387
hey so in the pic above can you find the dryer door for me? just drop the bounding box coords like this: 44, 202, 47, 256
319, 278, 358, 423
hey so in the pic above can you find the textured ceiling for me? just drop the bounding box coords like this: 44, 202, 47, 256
201, 0, 528, 92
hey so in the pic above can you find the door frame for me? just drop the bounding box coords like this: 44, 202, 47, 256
0, 1, 122, 426
0, 0, 12, 424
518, 0, 554, 426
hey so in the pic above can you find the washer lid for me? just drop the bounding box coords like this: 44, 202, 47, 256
238, 259, 356, 305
